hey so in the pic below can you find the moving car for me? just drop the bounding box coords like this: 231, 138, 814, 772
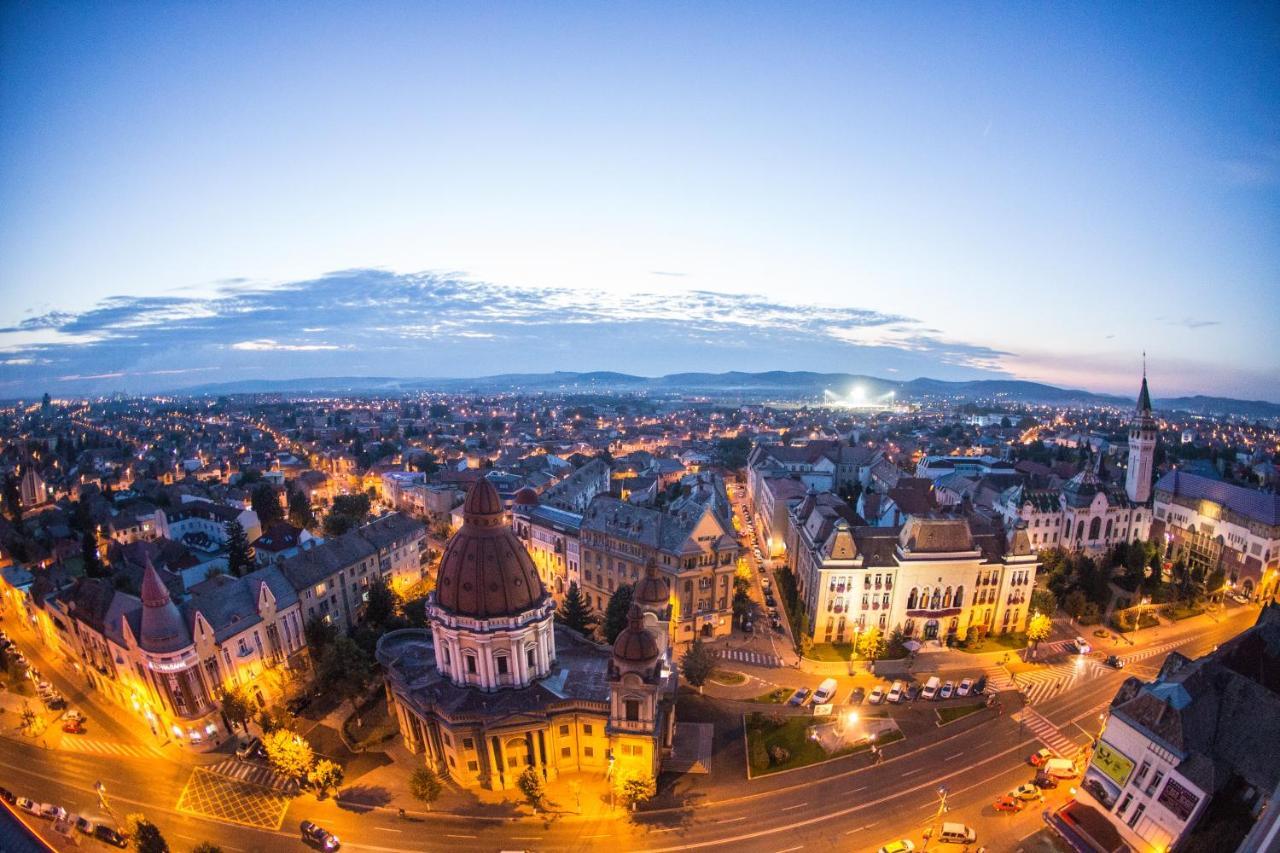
956, 677, 974, 697
1011, 783, 1044, 801
876, 841, 915, 853
921, 676, 941, 700
787, 688, 810, 707
1105, 655, 1126, 669
993, 795, 1023, 813
887, 681, 905, 703
300, 820, 341, 851
1029, 748, 1055, 766
812, 678, 838, 705
848, 686, 866, 705
868, 685, 886, 704
237, 736, 266, 761
939, 681, 954, 699
1073, 636, 1092, 655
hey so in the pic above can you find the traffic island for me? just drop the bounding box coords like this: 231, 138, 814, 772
935, 702, 985, 725
744, 711, 902, 777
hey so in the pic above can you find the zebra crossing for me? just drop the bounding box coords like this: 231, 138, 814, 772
980, 665, 1017, 694
717, 648, 782, 668
1118, 640, 1182, 666
206, 758, 299, 793
59, 736, 165, 759
1013, 706, 1080, 758
1013, 658, 1109, 705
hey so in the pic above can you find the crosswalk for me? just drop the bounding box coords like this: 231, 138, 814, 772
1118, 640, 1182, 666
58, 737, 165, 759
717, 648, 782, 668
206, 758, 299, 793
1013, 706, 1080, 758
980, 665, 1017, 694
1013, 658, 1109, 705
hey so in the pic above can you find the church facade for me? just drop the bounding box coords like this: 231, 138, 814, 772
379, 479, 675, 792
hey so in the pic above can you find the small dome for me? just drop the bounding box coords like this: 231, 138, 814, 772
634, 559, 669, 609
139, 559, 191, 653
435, 480, 547, 619
513, 487, 539, 506
613, 604, 659, 664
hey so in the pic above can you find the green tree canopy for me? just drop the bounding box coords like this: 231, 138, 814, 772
262, 729, 315, 779
225, 519, 253, 577
557, 582, 596, 636
602, 584, 635, 644
251, 483, 284, 527
409, 766, 443, 807
679, 639, 717, 692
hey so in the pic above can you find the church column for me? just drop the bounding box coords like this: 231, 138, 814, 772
490, 735, 507, 790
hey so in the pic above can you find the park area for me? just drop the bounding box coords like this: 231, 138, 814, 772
745, 711, 902, 777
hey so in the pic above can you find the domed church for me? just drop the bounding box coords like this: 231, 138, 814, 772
379, 480, 675, 791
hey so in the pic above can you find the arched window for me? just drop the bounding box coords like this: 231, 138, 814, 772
1076, 521, 1085, 540
948, 617, 959, 635
930, 588, 942, 610
944, 587, 953, 607
904, 618, 915, 637
1105, 519, 1113, 539
920, 586, 929, 608
1089, 517, 1101, 540
954, 586, 964, 608
907, 587, 918, 609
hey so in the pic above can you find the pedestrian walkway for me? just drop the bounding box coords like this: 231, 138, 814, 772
206, 757, 299, 794
980, 664, 1017, 694
1014, 659, 1108, 706
58, 736, 165, 760
1013, 706, 1078, 757
717, 648, 782, 668
1118, 640, 1181, 666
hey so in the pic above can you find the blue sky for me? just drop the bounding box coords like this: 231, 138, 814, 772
1, 2, 1277, 399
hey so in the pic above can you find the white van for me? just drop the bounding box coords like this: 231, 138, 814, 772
925, 822, 976, 845
1044, 758, 1079, 779
921, 676, 941, 700
811, 678, 838, 705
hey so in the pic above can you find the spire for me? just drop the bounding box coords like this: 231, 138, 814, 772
140, 558, 170, 608
1136, 355, 1152, 415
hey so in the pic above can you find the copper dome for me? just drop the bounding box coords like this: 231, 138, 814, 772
513, 487, 539, 506
613, 604, 659, 664
435, 479, 547, 619
634, 558, 669, 609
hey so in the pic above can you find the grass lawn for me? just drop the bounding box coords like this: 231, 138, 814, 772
954, 631, 1029, 654
1164, 605, 1205, 621
805, 642, 855, 662
745, 713, 903, 776
710, 669, 747, 685
936, 703, 985, 725
753, 687, 791, 704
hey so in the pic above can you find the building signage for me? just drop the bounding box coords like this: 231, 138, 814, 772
1091, 740, 1135, 788
1157, 777, 1201, 821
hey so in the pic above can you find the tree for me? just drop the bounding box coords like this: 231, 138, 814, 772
732, 576, 754, 626
304, 615, 338, 658
124, 814, 168, 853
857, 626, 886, 663
192, 844, 222, 853
82, 529, 106, 578
1064, 589, 1089, 621
517, 765, 545, 813
409, 766, 443, 808
218, 687, 254, 733
1030, 588, 1058, 618
225, 519, 253, 577
614, 768, 657, 811
602, 584, 635, 644
317, 635, 375, 724
307, 758, 345, 799
1026, 612, 1053, 649
557, 582, 596, 636
680, 639, 717, 693
262, 729, 315, 779
287, 487, 315, 530
364, 574, 397, 629
325, 493, 372, 536
3, 475, 22, 524
251, 483, 284, 527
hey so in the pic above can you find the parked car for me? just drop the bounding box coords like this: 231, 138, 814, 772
0, 786, 14, 804
887, 681, 905, 703
63, 709, 86, 723
993, 795, 1023, 813
848, 686, 866, 705
15, 797, 39, 817
1029, 748, 1055, 766
812, 678, 838, 705
1043, 758, 1080, 779
236, 736, 266, 761
905, 683, 921, 702
876, 841, 915, 853
74, 816, 95, 835
94, 825, 128, 848
62, 718, 85, 734
1073, 636, 1092, 655
956, 678, 973, 697
300, 820, 341, 851
972, 675, 988, 695
787, 688, 810, 707
765, 594, 777, 608
770, 617, 783, 632
1033, 770, 1060, 789
39, 804, 68, 822
921, 676, 941, 700
868, 685, 886, 704
1105, 655, 1126, 669
939, 681, 954, 699
1011, 783, 1044, 801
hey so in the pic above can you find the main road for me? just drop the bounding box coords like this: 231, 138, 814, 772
2, 604, 1258, 852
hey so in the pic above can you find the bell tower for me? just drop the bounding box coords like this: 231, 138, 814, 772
1125, 357, 1157, 504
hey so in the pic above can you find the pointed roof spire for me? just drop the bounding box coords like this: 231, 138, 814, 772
140, 555, 169, 607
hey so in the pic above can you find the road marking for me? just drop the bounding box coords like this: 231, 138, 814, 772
946, 752, 964, 760
375, 827, 403, 833
902, 766, 927, 775
775, 846, 804, 853
781, 803, 805, 811
718, 816, 746, 823
583, 834, 613, 838
445, 834, 477, 839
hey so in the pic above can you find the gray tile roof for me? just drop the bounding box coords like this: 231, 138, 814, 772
280, 531, 376, 591
1155, 471, 1280, 526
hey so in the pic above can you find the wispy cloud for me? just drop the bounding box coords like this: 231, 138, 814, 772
0, 269, 1013, 394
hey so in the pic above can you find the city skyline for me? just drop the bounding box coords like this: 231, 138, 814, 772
2, 3, 1278, 399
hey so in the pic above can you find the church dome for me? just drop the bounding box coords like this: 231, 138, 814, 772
435, 479, 547, 619
513, 487, 539, 506
634, 559, 670, 609
613, 604, 659, 664
139, 559, 191, 653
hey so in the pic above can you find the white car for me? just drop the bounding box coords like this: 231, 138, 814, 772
16, 797, 39, 817
957, 678, 973, 697
940, 681, 954, 699
39, 803, 68, 822
1074, 636, 1091, 655
887, 681, 905, 703
868, 685, 886, 704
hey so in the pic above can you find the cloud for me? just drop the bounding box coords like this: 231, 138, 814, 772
0, 268, 1014, 394
1162, 317, 1221, 330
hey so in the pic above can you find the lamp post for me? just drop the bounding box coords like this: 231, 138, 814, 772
922, 785, 949, 850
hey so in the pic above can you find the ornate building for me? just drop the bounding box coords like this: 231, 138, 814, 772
380, 480, 674, 792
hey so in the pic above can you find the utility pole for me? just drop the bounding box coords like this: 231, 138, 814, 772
922, 784, 949, 850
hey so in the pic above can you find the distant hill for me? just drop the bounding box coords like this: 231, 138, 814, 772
170, 370, 1280, 416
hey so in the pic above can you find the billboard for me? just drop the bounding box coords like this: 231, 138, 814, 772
1091, 740, 1135, 788
1157, 777, 1201, 822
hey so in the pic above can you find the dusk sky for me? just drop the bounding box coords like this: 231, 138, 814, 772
1, 3, 1277, 399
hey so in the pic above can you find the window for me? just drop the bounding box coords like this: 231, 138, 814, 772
527, 647, 536, 668
1127, 803, 1145, 828
559, 724, 569, 736
583, 724, 593, 736
441, 732, 452, 747
1146, 771, 1164, 796
625, 699, 640, 722
584, 746, 594, 757
561, 746, 571, 758
508, 756, 518, 768
467, 760, 478, 772
462, 737, 474, 750
1116, 793, 1132, 817
448, 755, 456, 767
496, 655, 509, 675
465, 655, 477, 675
1135, 761, 1150, 783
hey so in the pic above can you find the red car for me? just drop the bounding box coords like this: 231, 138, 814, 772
62, 719, 85, 734
993, 795, 1023, 813
1029, 748, 1054, 766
